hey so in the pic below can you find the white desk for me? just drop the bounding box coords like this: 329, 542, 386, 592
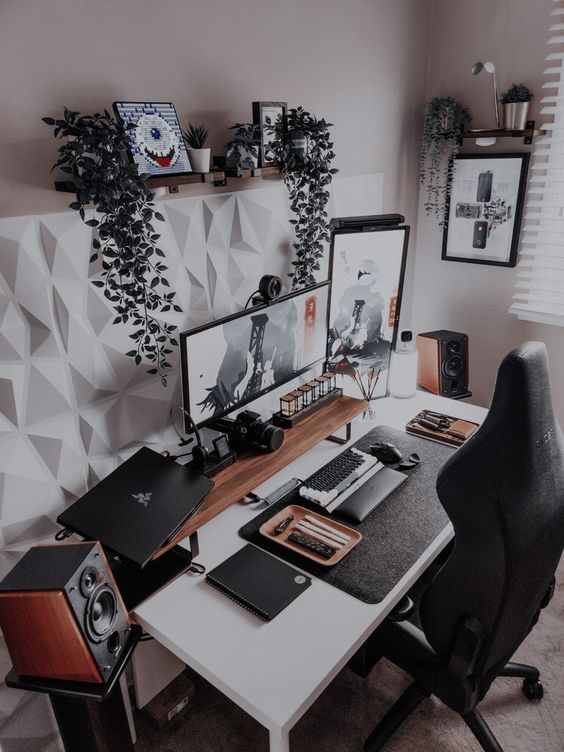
134, 393, 486, 752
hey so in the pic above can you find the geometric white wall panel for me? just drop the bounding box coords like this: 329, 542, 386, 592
0, 183, 294, 574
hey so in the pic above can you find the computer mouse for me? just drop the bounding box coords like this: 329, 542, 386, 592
369, 442, 403, 464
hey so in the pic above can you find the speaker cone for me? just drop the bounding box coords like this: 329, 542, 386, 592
443, 354, 465, 379
85, 585, 117, 642
446, 339, 461, 354
79, 566, 99, 597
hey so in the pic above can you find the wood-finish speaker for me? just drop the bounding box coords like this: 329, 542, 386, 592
0, 541, 130, 683
416, 330, 469, 398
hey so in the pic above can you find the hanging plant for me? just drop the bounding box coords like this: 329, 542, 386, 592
420, 97, 472, 227
266, 106, 337, 289
43, 108, 180, 385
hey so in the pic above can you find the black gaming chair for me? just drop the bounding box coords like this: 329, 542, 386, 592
357, 342, 564, 752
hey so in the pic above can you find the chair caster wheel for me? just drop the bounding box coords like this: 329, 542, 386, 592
523, 680, 544, 700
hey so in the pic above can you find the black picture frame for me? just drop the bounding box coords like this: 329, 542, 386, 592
252, 101, 287, 167
441, 153, 530, 268
179, 281, 331, 430
326, 221, 410, 399
112, 101, 193, 178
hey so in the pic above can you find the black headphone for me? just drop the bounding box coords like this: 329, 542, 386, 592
180, 408, 209, 468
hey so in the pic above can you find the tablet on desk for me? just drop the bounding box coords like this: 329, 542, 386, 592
333, 467, 407, 523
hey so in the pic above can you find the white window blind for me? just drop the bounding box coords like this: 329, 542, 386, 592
510, 0, 564, 326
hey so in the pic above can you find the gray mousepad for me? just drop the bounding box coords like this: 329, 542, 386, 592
239, 425, 455, 604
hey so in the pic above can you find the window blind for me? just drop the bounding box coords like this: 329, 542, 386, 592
510, 0, 564, 326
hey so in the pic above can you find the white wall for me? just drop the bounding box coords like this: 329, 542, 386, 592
413, 0, 564, 422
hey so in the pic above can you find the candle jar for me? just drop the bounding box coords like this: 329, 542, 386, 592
307, 379, 319, 402
280, 393, 297, 417
297, 384, 313, 408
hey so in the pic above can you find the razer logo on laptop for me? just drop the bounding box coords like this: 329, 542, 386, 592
131, 492, 152, 508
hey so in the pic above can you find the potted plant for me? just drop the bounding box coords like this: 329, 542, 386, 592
43, 108, 180, 385
183, 122, 210, 173
501, 83, 533, 130
266, 106, 337, 289
420, 97, 472, 227
225, 123, 260, 174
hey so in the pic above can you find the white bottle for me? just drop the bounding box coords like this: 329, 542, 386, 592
390, 331, 418, 399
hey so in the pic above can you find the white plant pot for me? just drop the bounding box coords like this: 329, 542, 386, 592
501, 101, 531, 130
187, 148, 211, 173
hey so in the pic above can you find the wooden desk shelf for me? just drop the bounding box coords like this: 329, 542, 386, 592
152, 394, 366, 559
55, 170, 227, 196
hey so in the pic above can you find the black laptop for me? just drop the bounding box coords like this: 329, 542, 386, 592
57, 447, 214, 567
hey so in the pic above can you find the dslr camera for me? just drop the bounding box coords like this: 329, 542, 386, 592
214, 410, 284, 453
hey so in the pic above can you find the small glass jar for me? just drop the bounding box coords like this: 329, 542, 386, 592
323, 371, 336, 392
297, 384, 313, 408
280, 393, 297, 417
289, 389, 304, 411
315, 375, 329, 397
307, 379, 319, 402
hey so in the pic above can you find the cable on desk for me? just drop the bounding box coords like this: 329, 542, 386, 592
55, 528, 73, 541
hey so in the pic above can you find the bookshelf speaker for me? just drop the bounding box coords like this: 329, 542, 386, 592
0, 541, 130, 683
416, 330, 469, 398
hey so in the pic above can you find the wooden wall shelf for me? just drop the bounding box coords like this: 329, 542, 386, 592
55, 171, 227, 195
152, 394, 367, 559
462, 121, 546, 146
54, 165, 281, 196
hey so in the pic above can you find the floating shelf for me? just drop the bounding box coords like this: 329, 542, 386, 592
55, 170, 227, 195
54, 165, 281, 196
462, 121, 546, 146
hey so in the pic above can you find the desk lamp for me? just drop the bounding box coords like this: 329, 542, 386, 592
471, 61, 499, 146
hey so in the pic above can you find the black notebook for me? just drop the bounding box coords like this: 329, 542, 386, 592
206, 545, 311, 621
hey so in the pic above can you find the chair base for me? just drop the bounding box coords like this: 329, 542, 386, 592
364, 663, 543, 752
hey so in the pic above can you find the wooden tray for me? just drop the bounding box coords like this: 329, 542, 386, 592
259, 504, 362, 567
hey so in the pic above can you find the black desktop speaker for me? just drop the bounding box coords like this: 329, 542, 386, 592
416, 330, 469, 398
0, 541, 130, 683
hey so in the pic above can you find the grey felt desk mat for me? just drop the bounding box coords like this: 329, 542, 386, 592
239, 426, 455, 604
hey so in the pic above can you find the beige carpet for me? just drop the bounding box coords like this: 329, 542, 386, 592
135, 557, 564, 752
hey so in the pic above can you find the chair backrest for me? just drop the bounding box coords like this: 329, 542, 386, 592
420, 342, 564, 694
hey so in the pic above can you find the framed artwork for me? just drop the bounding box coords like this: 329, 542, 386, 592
442, 153, 530, 267
113, 101, 192, 177
326, 223, 409, 399
181, 282, 330, 427
252, 101, 287, 166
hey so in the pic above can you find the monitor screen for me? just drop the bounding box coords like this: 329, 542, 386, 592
180, 282, 330, 428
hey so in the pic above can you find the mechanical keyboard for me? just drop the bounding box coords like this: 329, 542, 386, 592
299, 447, 382, 512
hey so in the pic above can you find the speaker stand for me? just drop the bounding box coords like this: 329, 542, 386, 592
5, 624, 142, 752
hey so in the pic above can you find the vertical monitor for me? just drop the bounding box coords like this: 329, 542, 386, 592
180, 282, 330, 428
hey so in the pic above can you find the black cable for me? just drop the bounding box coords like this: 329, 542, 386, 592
243, 289, 259, 309
55, 528, 72, 541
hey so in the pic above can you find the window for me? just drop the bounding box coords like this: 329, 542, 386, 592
510, 2, 564, 326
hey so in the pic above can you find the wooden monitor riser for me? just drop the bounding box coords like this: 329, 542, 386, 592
152, 395, 366, 560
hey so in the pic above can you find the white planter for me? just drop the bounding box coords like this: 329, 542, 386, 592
187, 148, 211, 173
501, 101, 531, 130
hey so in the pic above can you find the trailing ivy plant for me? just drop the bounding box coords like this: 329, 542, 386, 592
43, 108, 180, 385
266, 106, 337, 289
420, 97, 471, 227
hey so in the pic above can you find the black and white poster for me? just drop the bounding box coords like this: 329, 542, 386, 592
327, 227, 408, 398
183, 284, 329, 426
442, 153, 529, 267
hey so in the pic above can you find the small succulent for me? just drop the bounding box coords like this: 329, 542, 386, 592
225, 123, 260, 168
183, 122, 208, 148
501, 83, 533, 104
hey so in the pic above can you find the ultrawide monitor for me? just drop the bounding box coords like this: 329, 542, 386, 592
180, 282, 330, 428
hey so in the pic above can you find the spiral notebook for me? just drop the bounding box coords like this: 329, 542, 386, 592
205, 545, 311, 621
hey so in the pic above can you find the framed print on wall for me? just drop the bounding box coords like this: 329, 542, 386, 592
442, 153, 530, 267
326, 222, 409, 399
252, 101, 287, 166
113, 101, 192, 177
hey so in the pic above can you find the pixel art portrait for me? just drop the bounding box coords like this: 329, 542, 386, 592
113, 101, 192, 176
